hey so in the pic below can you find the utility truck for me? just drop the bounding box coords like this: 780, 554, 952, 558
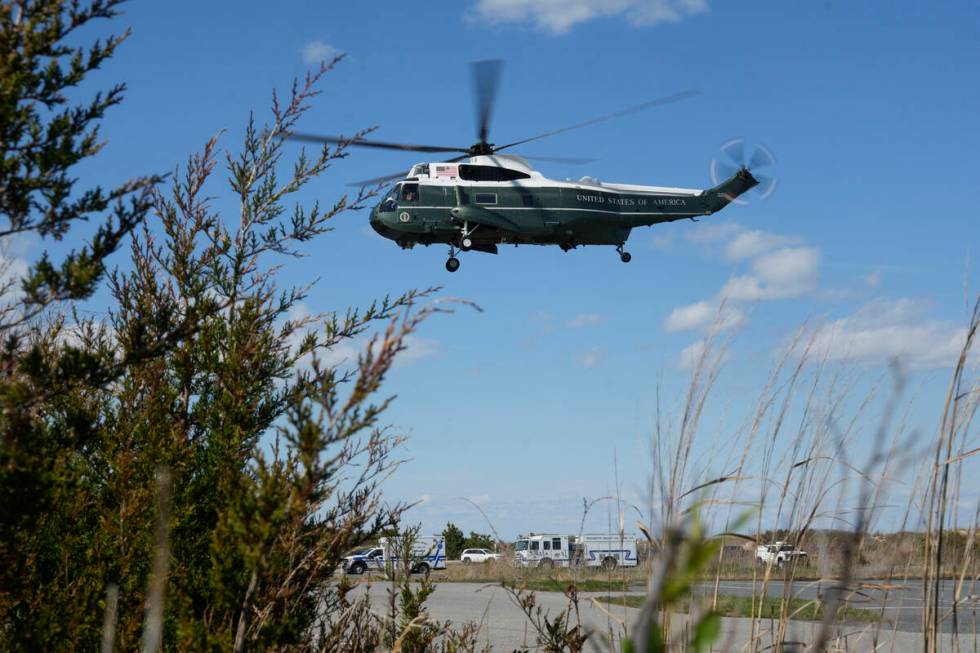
513, 533, 638, 569
341, 535, 446, 575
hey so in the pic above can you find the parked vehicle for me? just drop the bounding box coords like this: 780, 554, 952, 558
513, 533, 638, 569
756, 542, 807, 567
460, 548, 503, 564
341, 535, 446, 575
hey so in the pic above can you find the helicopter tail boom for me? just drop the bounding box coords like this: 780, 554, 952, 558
705, 167, 759, 212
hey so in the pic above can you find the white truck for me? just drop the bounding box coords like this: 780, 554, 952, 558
755, 542, 807, 568
341, 535, 446, 575
513, 533, 638, 569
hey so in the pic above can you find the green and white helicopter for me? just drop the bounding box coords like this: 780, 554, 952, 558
289, 61, 771, 272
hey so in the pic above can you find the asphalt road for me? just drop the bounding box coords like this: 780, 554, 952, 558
353, 580, 978, 652
691, 579, 977, 635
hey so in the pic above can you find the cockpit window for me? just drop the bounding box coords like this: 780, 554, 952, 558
400, 183, 419, 202
378, 187, 397, 212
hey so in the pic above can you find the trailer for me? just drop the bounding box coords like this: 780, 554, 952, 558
574, 533, 639, 569
513, 533, 638, 569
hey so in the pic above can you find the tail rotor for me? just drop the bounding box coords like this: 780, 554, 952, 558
709, 138, 777, 204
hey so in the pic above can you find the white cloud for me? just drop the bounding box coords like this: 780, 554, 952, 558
664, 300, 745, 333
470, 0, 708, 34
578, 347, 606, 369
0, 253, 27, 303
302, 40, 338, 64
684, 221, 740, 244
566, 313, 604, 328
394, 335, 441, 368
650, 232, 673, 250
808, 298, 972, 369
724, 229, 800, 261
665, 300, 714, 332
677, 340, 705, 370
721, 247, 820, 301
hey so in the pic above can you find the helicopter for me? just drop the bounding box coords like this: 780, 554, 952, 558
288, 61, 765, 273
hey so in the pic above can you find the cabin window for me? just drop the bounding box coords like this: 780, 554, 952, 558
474, 193, 497, 205
543, 541, 551, 551
530, 541, 539, 552
400, 183, 419, 202
459, 164, 530, 182
552, 538, 562, 550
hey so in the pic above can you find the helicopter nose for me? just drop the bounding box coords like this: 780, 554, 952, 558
369, 206, 386, 235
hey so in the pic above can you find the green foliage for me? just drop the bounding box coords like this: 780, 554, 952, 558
463, 531, 495, 551
0, 0, 162, 328
622, 509, 750, 653
444, 522, 465, 559
0, 21, 446, 647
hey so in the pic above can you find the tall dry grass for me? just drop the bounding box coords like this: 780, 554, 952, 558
477, 298, 980, 652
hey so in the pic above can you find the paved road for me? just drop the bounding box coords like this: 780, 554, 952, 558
691, 579, 977, 635
353, 581, 978, 652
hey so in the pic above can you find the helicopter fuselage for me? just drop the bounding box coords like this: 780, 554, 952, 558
369, 156, 757, 257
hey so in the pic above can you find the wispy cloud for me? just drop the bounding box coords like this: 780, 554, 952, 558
577, 347, 606, 369
302, 40, 338, 65
664, 300, 745, 333
469, 0, 708, 34
720, 246, 821, 301
807, 297, 972, 369
724, 229, 801, 261
566, 313, 605, 328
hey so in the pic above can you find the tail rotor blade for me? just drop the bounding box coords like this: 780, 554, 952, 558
748, 144, 776, 170
720, 138, 746, 168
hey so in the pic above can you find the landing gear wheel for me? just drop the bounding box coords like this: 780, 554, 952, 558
538, 558, 554, 570
616, 243, 631, 263
445, 257, 460, 273
601, 557, 617, 571
461, 237, 473, 251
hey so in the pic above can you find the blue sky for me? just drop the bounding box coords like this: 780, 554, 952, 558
44, 0, 980, 538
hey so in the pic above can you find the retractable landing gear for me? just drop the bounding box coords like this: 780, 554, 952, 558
616, 243, 632, 263
458, 220, 477, 252
445, 245, 461, 273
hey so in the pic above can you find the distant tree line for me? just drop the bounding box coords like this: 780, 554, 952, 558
443, 522, 498, 558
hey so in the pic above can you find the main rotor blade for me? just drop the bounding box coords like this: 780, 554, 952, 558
516, 154, 596, 165
494, 89, 699, 152
346, 170, 410, 188
287, 132, 467, 154
472, 60, 503, 144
